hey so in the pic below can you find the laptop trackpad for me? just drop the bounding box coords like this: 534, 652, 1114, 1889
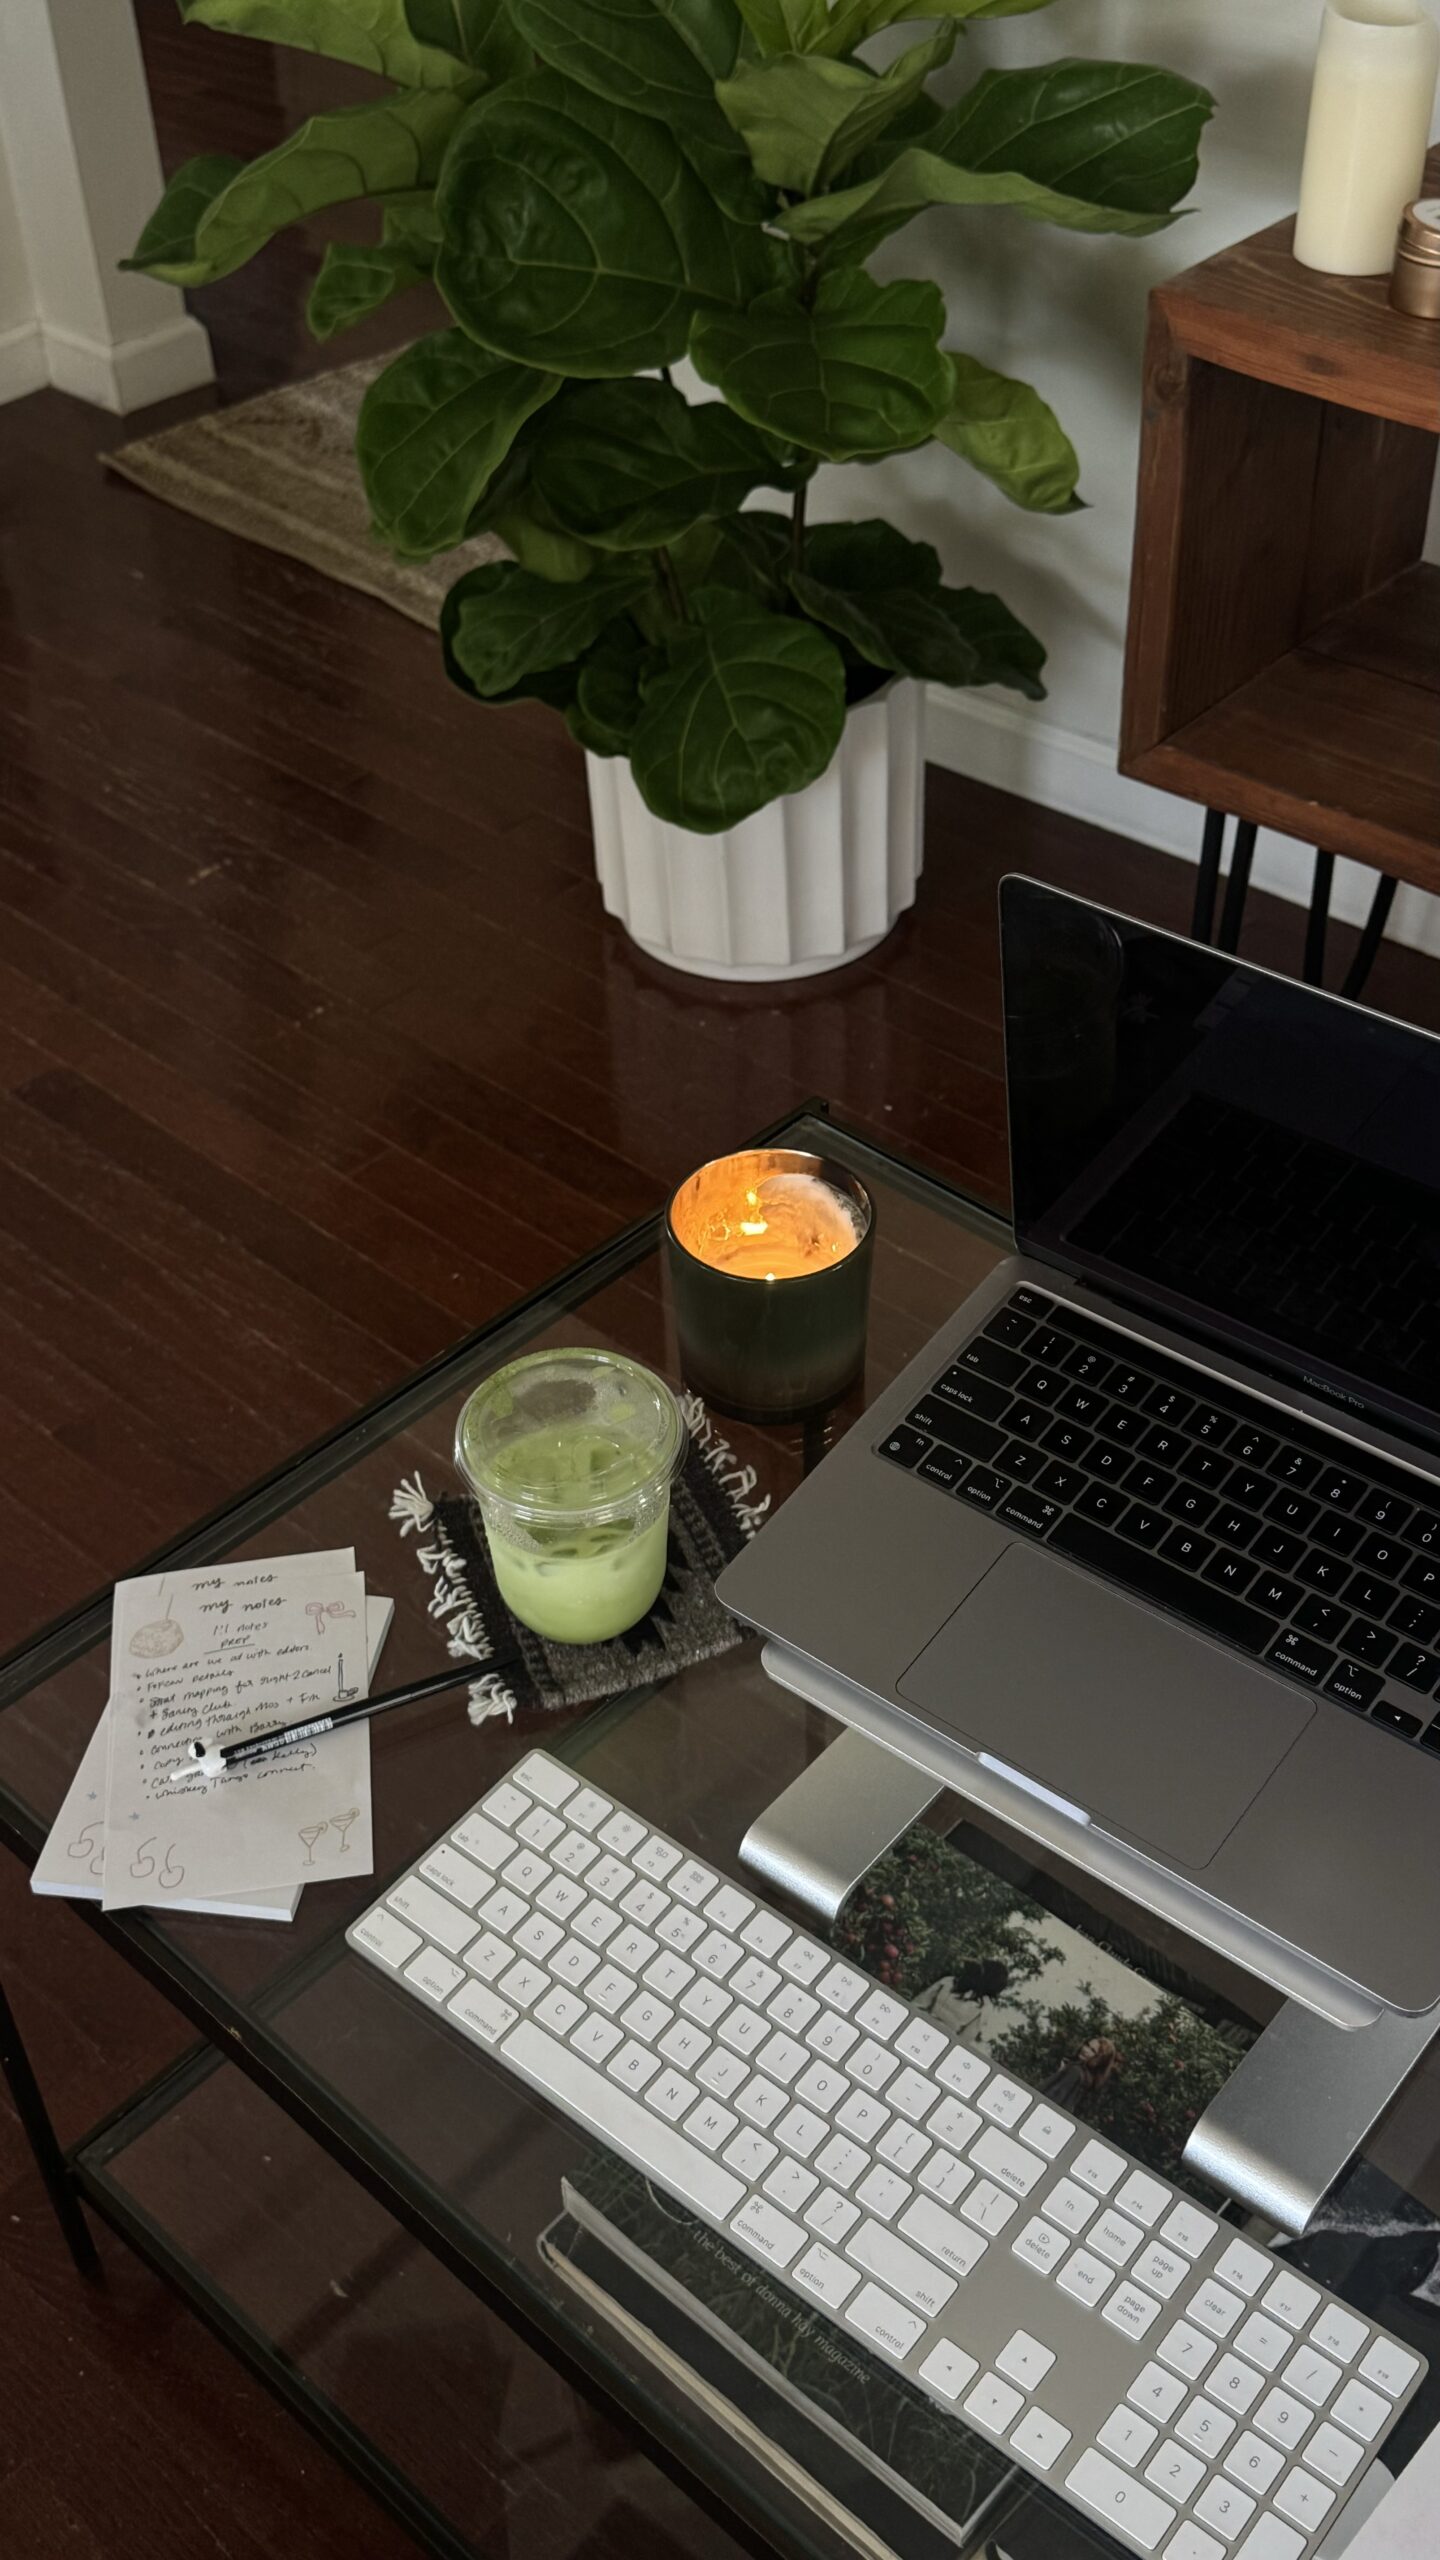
896, 1544, 1312, 1868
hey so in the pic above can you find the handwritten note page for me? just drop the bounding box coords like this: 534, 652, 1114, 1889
101, 1552, 375, 1912
32, 1589, 392, 1919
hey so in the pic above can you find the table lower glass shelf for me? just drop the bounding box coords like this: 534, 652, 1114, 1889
73, 2046, 1110, 2560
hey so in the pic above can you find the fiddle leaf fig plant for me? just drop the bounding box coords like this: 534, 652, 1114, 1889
131, 0, 1213, 832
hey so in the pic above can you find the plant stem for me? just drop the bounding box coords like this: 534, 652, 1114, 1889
654, 544, 687, 624
790, 479, 807, 575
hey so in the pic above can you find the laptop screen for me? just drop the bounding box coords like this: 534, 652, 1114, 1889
1000, 877, 1440, 1453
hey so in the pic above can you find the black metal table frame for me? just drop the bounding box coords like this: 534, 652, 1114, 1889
0, 1100, 1017, 2560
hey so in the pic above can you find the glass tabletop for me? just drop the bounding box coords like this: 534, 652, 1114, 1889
3, 1110, 1437, 2560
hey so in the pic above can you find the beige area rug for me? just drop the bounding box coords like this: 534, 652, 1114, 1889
106, 354, 502, 627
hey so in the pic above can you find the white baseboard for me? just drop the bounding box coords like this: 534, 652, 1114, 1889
41, 311, 214, 414
0, 316, 47, 405
926, 686, 1440, 964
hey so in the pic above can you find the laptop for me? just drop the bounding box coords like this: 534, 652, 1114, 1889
717, 879, 1440, 2018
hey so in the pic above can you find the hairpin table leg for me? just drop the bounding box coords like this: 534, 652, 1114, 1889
0, 1971, 99, 2277
1303, 847, 1334, 986
1216, 820, 1258, 954
1191, 810, 1226, 943
1340, 872, 1398, 1003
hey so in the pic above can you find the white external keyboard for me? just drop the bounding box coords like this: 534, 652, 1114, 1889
348, 1750, 1427, 2559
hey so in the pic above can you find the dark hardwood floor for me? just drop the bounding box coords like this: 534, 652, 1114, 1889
1, 7, 1438, 2554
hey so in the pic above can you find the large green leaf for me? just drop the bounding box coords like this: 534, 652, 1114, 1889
628, 589, 846, 831
179, 0, 466, 86
820, 0, 1057, 55
443, 559, 654, 696
567, 622, 655, 755
528, 378, 800, 551
734, 0, 828, 50
403, 0, 530, 80
307, 240, 429, 339
716, 26, 953, 196
437, 72, 777, 375
357, 330, 558, 556
690, 269, 953, 463
128, 89, 470, 288
940, 587, 1046, 696
505, 0, 766, 221
786, 518, 976, 685
937, 353, 1081, 512
780, 60, 1212, 263
121, 155, 244, 287
507, 0, 739, 122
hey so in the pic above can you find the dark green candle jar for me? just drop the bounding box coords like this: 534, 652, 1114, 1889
665, 1148, 874, 1422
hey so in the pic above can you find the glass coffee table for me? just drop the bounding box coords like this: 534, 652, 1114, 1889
1, 1110, 1436, 2560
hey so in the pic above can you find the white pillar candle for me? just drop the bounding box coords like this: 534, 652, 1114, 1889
1293, 0, 1440, 277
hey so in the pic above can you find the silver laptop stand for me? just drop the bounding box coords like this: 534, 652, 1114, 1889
741, 1663, 1440, 2237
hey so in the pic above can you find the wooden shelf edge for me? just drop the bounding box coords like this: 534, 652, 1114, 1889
1121, 734, 1440, 897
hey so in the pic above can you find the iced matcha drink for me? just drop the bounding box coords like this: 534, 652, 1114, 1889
456, 1351, 684, 1646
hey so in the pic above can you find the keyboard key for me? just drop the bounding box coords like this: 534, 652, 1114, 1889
1252, 2386, 1312, 2451
1229, 1426, 1276, 1468
1162, 2203, 1218, 2258
1057, 2248, 1113, 2308
1359, 2335, 1420, 2397
1372, 1701, 1423, 1736
1065, 2448, 1174, 2549
1011, 2407, 1071, 2471
1091, 2208, 1144, 2266
1263, 2270, 1321, 2329
1099, 2405, 1158, 2468
964, 2371, 1026, 2436
1330, 2378, 1390, 2440
1227, 1468, 1275, 1509
1272, 1449, 1317, 1490
845, 2281, 926, 2362
1292, 1595, 1347, 1642
879, 1425, 931, 1470
1273, 2469, 1335, 2533
1166, 1484, 1216, 1528
1176, 2397, 1236, 2457
1145, 2440, 1205, 2503
1234, 2313, 1290, 2373
957, 1467, 1010, 1513
1102, 2284, 1164, 2341
791, 2242, 860, 2310
1267, 1490, 1316, 1534
1194, 2477, 1255, 2542
918, 2338, 979, 2401
1293, 1550, 1351, 1600
1129, 2361, 1187, 2422
917, 1447, 969, 1491
1388, 1643, 1440, 1692
1158, 2321, 1216, 2382
1267, 1629, 1333, 1687
911, 1399, 1006, 1466
1309, 2303, 1367, 2363
1408, 1509, 1440, 1553
971, 2125, 1045, 2197
1253, 1528, 1305, 1574
730, 2195, 806, 2268
1358, 1534, 1407, 1577
1045, 1418, 1095, 1461
1160, 1527, 1213, 1573
1309, 1510, 1362, 1555
1322, 1660, 1383, 1713
1391, 1597, 1440, 1644
932, 1367, 1009, 1422
846, 2218, 956, 2318
1013, 2215, 1069, 2276
387, 1878, 480, 1958
1357, 1489, 1410, 1533
1076, 1482, 1129, 1526
997, 1490, 1062, 1537
1280, 2345, 1339, 2408
1036, 1461, 1084, 1503
962, 1335, 1030, 1385
1204, 1551, 1257, 1596
899, 2194, 989, 2279
1305, 2419, 1363, 2484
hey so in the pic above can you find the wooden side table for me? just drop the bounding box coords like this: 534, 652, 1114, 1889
1120, 145, 1440, 992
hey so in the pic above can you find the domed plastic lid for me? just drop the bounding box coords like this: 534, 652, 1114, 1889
455, 1348, 685, 1522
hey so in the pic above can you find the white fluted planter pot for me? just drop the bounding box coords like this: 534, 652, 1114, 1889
587, 678, 924, 982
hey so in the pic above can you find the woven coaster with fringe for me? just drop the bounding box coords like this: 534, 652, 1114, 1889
388, 1394, 770, 1727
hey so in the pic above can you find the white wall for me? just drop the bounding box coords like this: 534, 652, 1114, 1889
816, 1, 1440, 952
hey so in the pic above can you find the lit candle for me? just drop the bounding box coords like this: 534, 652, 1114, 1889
666, 1148, 874, 1418
1294, 0, 1440, 278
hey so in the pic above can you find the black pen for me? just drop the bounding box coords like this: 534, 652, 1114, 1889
167, 1658, 520, 1781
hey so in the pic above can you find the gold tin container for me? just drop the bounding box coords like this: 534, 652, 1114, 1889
1390, 197, 1440, 318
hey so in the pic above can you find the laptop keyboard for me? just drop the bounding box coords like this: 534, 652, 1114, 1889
879, 1288, 1440, 1756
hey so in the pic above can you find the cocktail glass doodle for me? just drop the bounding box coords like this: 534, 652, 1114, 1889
306, 1598, 357, 1638
298, 1821, 328, 1868
329, 1807, 360, 1856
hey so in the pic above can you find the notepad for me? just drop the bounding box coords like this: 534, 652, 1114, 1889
33, 1566, 390, 1920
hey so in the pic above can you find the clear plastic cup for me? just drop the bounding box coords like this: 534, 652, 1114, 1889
455, 1349, 685, 1645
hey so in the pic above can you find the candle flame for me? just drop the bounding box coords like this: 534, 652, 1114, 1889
672, 1157, 864, 1281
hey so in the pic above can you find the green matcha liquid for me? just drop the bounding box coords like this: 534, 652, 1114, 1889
482, 1423, 670, 1643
